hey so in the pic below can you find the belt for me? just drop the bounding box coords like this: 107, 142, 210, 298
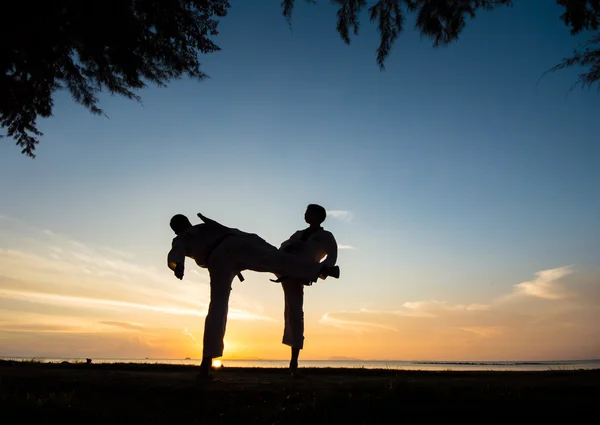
205, 233, 245, 282
271, 276, 313, 286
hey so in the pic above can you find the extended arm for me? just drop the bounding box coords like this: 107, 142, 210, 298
167, 237, 186, 279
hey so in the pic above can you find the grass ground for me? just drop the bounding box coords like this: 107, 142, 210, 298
1, 360, 598, 424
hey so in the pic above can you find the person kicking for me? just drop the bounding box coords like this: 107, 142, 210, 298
274, 204, 338, 376
167, 212, 340, 380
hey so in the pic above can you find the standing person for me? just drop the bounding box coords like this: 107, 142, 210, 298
276, 204, 338, 376
167, 212, 340, 380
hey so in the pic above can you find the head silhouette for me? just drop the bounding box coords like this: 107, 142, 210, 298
170, 214, 192, 235
304, 204, 326, 226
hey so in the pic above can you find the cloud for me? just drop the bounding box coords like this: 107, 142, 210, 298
327, 210, 353, 222
401, 301, 491, 316
0, 216, 293, 359
0, 216, 276, 322
3, 215, 599, 361
99, 321, 147, 332
355, 307, 433, 318
319, 312, 398, 334
338, 244, 356, 250
0, 215, 289, 359
0, 328, 190, 359
511, 266, 573, 300
0, 323, 83, 334
0, 288, 205, 316
458, 326, 503, 338
320, 303, 494, 332
320, 268, 583, 336
316, 266, 600, 359
318, 306, 444, 333
0, 288, 274, 322
183, 328, 198, 343
466, 304, 491, 311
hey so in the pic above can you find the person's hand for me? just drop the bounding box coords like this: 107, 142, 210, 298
174, 263, 184, 280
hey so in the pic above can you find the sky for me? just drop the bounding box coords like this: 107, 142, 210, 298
0, 1, 599, 362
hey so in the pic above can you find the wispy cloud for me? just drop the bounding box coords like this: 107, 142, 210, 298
318, 266, 599, 360
321, 266, 582, 325
99, 321, 147, 332
466, 304, 491, 311
0, 216, 280, 360
0, 323, 84, 334
0, 288, 274, 322
0, 216, 275, 323
327, 210, 353, 222
0, 288, 207, 317
3, 215, 598, 361
319, 312, 398, 334
183, 327, 198, 343
401, 301, 490, 316
319, 303, 491, 332
458, 326, 503, 338
511, 266, 573, 300
355, 307, 433, 318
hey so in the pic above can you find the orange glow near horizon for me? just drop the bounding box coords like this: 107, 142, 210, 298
0, 218, 599, 362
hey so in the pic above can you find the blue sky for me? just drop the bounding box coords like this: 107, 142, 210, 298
0, 1, 599, 360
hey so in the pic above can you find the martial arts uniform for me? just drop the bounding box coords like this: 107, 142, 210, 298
279, 226, 338, 349
167, 221, 331, 358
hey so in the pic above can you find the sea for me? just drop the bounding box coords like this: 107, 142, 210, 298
3, 357, 599, 371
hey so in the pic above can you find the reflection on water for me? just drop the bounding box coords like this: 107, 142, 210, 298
3, 357, 599, 371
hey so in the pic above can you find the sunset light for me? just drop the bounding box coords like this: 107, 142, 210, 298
1, 0, 599, 421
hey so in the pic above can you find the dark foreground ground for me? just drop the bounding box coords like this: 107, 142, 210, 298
1, 360, 598, 424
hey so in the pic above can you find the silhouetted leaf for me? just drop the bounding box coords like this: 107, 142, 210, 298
2, 0, 598, 158
1, 0, 230, 157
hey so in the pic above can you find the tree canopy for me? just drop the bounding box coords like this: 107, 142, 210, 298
1, 0, 598, 158
1, 0, 230, 157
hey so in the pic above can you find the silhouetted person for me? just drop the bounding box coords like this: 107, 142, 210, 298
275, 204, 337, 376
167, 212, 340, 380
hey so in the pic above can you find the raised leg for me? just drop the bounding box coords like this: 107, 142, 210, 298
237, 235, 332, 281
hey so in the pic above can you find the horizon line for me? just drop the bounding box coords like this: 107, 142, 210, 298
2, 356, 599, 363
